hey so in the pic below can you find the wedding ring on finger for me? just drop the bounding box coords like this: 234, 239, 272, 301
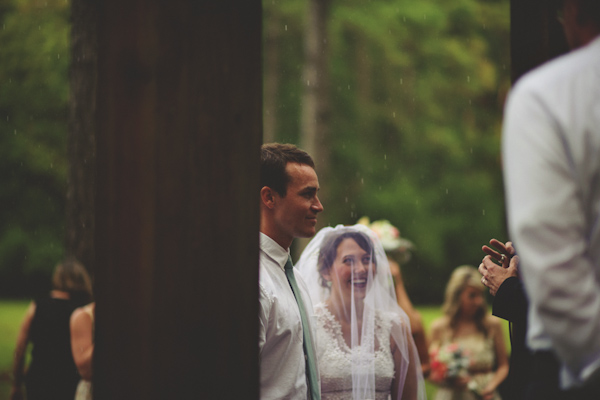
481, 277, 487, 285
500, 254, 506, 264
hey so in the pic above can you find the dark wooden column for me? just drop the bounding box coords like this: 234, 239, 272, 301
510, 0, 569, 83
93, 1, 261, 399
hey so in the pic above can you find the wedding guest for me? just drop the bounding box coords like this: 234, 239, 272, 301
71, 302, 95, 400
502, 0, 600, 397
259, 143, 323, 400
429, 266, 508, 400
358, 217, 431, 377
296, 224, 426, 400
10, 259, 93, 400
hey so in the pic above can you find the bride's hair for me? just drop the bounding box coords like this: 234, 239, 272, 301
317, 229, 375, 288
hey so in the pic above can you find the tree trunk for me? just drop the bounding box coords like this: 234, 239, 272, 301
510, 0, 568, 82
263, 7, 281, 143
66, 0, 98, 275
298, 0, 331, 256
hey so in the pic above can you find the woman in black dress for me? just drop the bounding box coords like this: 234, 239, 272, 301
11, 259, 93, 400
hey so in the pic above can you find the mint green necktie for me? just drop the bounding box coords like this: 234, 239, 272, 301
284, 256, 320, 400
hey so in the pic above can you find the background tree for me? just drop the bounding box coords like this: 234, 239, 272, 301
0, 0, 511, 305
264, 0, 510, 303
0, 0, 69, 297
66, 0, 98, 276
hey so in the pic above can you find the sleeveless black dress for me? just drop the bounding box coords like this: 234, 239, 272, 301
25, 297, 82, 400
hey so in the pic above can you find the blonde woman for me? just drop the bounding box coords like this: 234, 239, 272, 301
428, 266, 508, 400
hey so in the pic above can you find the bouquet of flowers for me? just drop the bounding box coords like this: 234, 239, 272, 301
429, 342, 470, 384
357, 217, 414, 263
430, 343, 486, 398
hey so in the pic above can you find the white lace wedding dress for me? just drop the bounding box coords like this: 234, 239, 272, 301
314, 303, 395, 400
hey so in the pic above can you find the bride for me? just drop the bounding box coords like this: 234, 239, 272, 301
296, 224, 426, 400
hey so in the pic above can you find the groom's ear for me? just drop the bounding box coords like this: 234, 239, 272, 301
260, 186, 276, 209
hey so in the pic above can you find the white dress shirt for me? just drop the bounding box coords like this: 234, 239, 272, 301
258, 233, 320, 400
502, 36, 600, 389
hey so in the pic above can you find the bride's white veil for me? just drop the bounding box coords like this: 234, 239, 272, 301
296, 224, 426, 400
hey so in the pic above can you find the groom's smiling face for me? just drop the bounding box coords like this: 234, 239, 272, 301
272, 162, 323, 242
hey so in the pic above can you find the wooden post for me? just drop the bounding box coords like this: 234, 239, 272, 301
93, 1, 261, 399
510, 0, 569, 83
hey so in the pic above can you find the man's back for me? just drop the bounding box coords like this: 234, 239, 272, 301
503, 36, 600, 389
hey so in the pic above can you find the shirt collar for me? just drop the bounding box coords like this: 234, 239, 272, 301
260, 232, 291, 271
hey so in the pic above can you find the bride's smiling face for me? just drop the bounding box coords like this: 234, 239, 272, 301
326, 238, 376, 302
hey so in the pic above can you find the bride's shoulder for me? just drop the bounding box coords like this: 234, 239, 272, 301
377, 309, 410, 332
313, 302, 331, 320
313, 303, 343, 337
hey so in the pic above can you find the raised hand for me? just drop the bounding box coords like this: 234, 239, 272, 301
479, 239, 519, 296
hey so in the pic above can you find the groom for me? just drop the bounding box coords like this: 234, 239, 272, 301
258, 143, 323, 400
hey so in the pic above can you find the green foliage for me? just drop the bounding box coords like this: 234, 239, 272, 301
264, 0, 510, 303
0, 0, 510, 303
0, 0, 69, 297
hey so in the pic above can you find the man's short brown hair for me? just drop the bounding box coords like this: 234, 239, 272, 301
260, 143, 315, 196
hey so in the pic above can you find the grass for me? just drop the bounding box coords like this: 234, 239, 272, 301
0, 301, 510, 400
0, 300, 30, 400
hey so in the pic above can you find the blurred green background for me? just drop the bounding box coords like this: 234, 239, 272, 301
0, 0, 510, 302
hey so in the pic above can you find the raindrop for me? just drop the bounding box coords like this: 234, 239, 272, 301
350, 211, 355, 218
50, 163, 53, 168
306, 80, 310, 86
284, 24, 288, 31
384, 154, 387, 160
470, 148, 473, 154
482, 209, 486, 216
361, 178, 364, 184
348, 84, 350, 90
14, 129, 17, 135
467, 76, 471, 83
57, 53, 60, 59
345, 197, 348, 203
446, 188, 448, 194
469, 99, 472, 105
393, 112, 396, 118
400, 78, 403, 85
